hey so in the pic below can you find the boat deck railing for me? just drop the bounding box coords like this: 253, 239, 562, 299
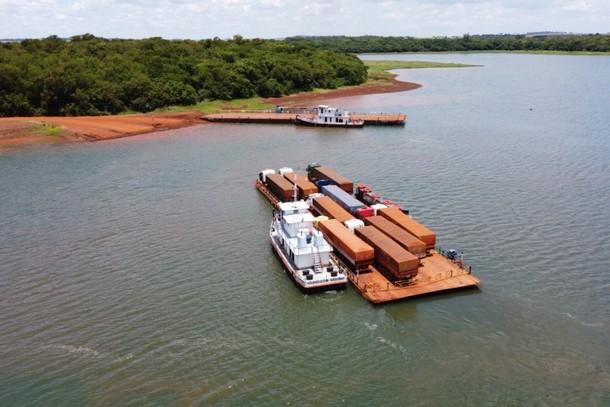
436, 247, 472, 274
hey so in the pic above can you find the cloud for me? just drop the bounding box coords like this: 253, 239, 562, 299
1, 0, 609, 38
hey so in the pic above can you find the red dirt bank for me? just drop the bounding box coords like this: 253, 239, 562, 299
0, 112, 203, 151
0, 77, 421, 151
266, 77, 420, 107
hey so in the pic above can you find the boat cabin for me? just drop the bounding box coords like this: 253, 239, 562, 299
313, 105, 351, 125
276, 201, 332, 269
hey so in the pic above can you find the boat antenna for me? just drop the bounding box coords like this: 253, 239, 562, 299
293, 176, 298, 202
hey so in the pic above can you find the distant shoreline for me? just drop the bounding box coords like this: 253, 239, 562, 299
358, 50, 610, 56
266, 60, 475, 106
264, 78, 421, 107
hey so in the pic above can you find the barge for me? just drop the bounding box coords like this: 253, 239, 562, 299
256, 165, 480, 304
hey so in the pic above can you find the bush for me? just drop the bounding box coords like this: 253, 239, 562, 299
0, 36, 369, 116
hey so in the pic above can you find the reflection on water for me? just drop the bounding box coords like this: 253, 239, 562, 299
1, 53, 609, 406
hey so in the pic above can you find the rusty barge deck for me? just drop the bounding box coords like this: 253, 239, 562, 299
338, 252, 480, 304
203, 112, 406, 126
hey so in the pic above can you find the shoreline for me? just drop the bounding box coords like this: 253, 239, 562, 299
358, 50, 610, 56
0, 68, 422, 151
0, 112, 206, 151
265, 76, 421, 107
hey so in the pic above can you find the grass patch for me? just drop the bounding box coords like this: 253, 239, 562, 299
117, 109, 141, 116
157, 97, 274, 114
364, 60, 475, 81
31, 122, 63, 137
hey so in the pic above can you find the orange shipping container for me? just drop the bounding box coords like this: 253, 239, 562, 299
378, 207, 436, 249
364, 216, 427, 258
309, 166, 353, 193
265, 173, 294, 202
312, 196, 353, 223
355, 226, 419, 280
283, 172, 318, 198
318, 219, 374, 270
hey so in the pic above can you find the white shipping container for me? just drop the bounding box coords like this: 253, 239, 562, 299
278, 167, 294, 176
344, 219, 365, 232
371, 203, 388, 215
259, 169, 276, 182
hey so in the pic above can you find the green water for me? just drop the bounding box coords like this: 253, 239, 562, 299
1, 53, 609, 406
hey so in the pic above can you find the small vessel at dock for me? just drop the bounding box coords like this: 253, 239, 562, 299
295, 105, 365, 128
270, 200, 347, 292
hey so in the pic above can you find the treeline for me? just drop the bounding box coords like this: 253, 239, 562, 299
0, 35, 367, 116
287, 34, 610, 53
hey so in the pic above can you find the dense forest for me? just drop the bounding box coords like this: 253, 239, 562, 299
0, 35, 368, 116
287, 34, 610, 53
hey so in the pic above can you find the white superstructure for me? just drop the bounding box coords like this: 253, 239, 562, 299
295, 105, 365, 127
270, 200, 347, 291
312, 105, 349, 125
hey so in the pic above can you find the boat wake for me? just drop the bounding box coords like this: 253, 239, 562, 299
564, 313, 605, 328
40, 344, 101, 358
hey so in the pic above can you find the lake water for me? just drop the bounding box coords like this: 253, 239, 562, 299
1, 53, 609, 406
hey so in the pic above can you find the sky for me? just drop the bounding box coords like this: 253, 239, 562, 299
2, 0, 610, 39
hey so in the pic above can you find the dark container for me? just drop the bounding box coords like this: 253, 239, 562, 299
316, 179, 332, 188
283, 172, 318, 199
265, 173, 294, 202
308, 166, 353, 193
364, 216, 427, 258
378, 207, 436, 249
311, 196, 353, 223
355, 226, 419, 280
318, 219, 374, 272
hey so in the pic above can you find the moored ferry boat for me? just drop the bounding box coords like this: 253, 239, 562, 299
296, 105, 364, 128
270, 200, 347, 292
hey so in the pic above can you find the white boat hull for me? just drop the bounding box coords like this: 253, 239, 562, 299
295, 116, 364, 128
270, 232, 347, 292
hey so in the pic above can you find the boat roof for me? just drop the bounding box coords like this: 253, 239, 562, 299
278, 200, 309, 212
284, 212, 315, 224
